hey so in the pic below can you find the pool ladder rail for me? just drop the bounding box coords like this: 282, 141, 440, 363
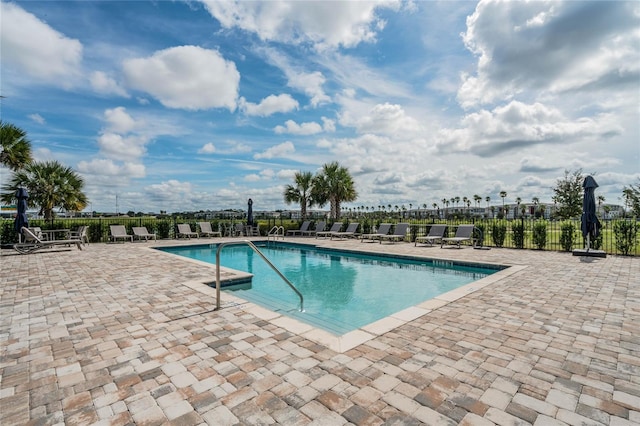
214, 240, 304, 312
267, 225, 285, 241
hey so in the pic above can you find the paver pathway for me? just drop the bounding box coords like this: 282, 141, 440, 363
1, 239, 638, 425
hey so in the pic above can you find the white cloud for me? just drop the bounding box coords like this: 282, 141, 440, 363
436, 101, 623, 157
254, 141, 295, 159
123, 46, 240, 110
198, 143, 216, 154
0, 3, 82, 85
274, 120, 322, 135
90, 71, 129, 97
77, 158, 146, 178
103, 107, 137, 134
201, 0, 401, 50
146, 179, 193, 200
28, 114, 45, 125
96, 133, 148, 161
339, 102, 423, 137
259, 48, 331, 106
458, 1, 640, 107
240, 94, 298, 116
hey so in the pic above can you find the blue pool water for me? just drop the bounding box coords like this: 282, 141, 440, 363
159, 242, 501, 335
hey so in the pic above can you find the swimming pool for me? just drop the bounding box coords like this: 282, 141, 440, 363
159, 242, 502, 335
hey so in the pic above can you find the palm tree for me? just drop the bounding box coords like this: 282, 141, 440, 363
515, 197, 521, 218
312, 162, 357, 220
1, 160, 87, 219
1, 121, 33, 170
499, 191, 507, 215
474, 194, 481, 208
283, 171, 315, 219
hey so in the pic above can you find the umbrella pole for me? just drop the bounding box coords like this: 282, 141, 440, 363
586, 234, 590, 252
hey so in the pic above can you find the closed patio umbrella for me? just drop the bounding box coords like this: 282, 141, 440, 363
574, 176, 606, 258
247, 198, 253, 226
14, 187, 29, 242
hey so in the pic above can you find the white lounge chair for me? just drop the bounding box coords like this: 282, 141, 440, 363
316, 222, 343, 239
198, 222, 221, 237
441, 225, 475, 248
14, 227, 82, 254
415, 224, 447, 247
379, 223, 409, 244
287, 221, 311, 236
132, 226, 157, 241
301, 221, 325, 237
360, 223, 392, 243
177, 224, 199, 239
110, 225, 133, 243
330, 223, 359, 240
69, 225, 89, 245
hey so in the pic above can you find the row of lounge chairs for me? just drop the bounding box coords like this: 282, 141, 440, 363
109, 222, 223, 242
286, 221, 476, 247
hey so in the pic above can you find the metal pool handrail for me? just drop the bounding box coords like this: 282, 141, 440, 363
215, 240, 304, 312
267, 225, 285, 241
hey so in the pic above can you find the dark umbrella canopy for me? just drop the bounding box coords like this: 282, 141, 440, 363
247, 198, 254, 226
14, 187, 29, 235
580, 176, 601, 242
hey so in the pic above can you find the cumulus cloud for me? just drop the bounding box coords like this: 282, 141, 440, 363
198, 143, 216, 154
274, 120, 322, 135
96, 133, 148, 161
201, 0, 401, 50
145, 179, 193, 200
436, 101, 622, 157
123, 46, 240, 110
77, 159, 146, 179
458, 1, 640, 107
90, 71, 129, 97
254, 141, 295, 159
1, 2, 82, 85
339, 102, 423, 137
240, 94, 298, 116
103, 107, 137, 134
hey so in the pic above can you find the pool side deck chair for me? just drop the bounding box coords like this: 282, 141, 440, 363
198, 222, 222, 237
177, 224, 199, 239
415, 224, 447, 247
379, 223, 409, 244
110, 225, 133, 243
132, 226, 157, 241
316, 222, 343, 239
286, 221, 311, 236
360, 223, 392, 243
13, 227, 82, 254
301, 221, 326, 237
440, 224, 475, 248
330, 223, 360, 240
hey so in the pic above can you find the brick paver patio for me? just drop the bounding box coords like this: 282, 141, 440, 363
1, 238, 638, 425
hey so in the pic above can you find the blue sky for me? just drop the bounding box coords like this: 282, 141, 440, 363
1, 0, 638, 214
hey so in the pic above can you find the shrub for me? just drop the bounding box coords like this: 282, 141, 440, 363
410, 225, 418, 242
475, 223, 486, 246
156, 220, 171, 239
88, 222, 104, 243
491, 222, 507, 247
613, 220, 639, 255
560, 222, 576, 251
532, 221, 547, 250
511, 221, 525, 249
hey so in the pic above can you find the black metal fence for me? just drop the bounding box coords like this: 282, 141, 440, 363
1, 216, 638, 256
